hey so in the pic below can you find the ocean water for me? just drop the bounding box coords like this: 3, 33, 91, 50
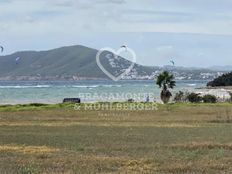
0, 80, 207, 104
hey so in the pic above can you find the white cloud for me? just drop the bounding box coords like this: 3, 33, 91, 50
1, 0, 232, 67
0, 0, 232, 36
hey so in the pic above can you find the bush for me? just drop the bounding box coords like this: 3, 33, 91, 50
174, 91, 184, 102
227, 92, 232, 102
187, 93, 203, 103
202, 94, 217, 103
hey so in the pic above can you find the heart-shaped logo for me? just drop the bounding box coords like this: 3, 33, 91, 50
96, 47, 136, 81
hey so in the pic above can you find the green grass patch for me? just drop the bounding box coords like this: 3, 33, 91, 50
0, 103, 231, 173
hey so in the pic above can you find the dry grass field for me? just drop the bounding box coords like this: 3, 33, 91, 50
0, 103, 231, 174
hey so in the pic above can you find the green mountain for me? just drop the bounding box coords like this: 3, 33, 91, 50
0, 45, 107, 79
0, 45, 225, 80
0, 45, 156, 80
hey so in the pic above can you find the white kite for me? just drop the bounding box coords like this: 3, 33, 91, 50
15, 57, 21, 64
0, 46, 3, 53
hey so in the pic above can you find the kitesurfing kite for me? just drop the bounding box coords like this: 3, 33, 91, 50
0, 46, 3, 53
15, 57, 21, 64
106, 53, 113, 59
170, 60, 175, 66
120, 45, 128, 51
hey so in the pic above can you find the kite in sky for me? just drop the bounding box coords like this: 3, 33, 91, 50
170, 60, 175, 66
0, 46, 4, 53
15, 57, 21, 64
120, 45, 128, 51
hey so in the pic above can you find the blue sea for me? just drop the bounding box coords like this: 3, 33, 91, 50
0, 80, 207, 104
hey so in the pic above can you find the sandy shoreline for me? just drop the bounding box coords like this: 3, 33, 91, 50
193, 86, 232, 101
196, 86, 232, 90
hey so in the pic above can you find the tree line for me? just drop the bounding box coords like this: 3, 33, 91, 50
207, 72, 232, 87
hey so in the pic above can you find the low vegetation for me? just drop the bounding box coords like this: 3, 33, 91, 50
186, 93, 203, 103
173, 92, 219, 104
202, 94, 217, 103
0, 103, 231, 173
229, 92, 232, 102
173, 91, 185, 102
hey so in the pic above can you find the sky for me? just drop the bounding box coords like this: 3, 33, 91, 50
0, 0, 232, 67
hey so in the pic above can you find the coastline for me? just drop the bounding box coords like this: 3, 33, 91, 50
194, 86, 232, 101
196, 86, 232, 90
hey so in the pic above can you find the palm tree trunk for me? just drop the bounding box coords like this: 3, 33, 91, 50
161, 89, 172, 104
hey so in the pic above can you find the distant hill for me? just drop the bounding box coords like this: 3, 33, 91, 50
0, 45, 158, 80
0, 45, 226, 80
0, 45, 106, 80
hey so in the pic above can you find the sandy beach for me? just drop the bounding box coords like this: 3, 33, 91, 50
194, 86, 232, 101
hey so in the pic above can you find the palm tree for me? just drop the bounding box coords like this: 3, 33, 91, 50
156, 71, 176, 104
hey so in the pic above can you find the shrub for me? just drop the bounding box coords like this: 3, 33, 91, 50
187, 93, 202, 103
229, 92, 232, 102
174, 91, 184, 102
202, 94, 217, 103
